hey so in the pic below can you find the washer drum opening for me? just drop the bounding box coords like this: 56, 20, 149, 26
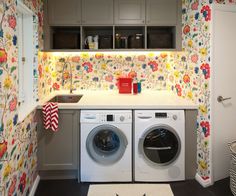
86, 125, 128, 165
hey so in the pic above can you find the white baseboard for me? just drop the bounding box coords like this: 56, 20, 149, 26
29, 175, 40, 196
195, 173, 212, 187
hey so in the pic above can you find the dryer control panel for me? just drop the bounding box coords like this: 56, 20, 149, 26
81, 110, 132, 123
155, 112, 167, 118
135, 110, 184, 122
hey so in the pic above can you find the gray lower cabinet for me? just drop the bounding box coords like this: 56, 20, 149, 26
37, 110, 79, 173
146, 0, 180, 25
47, 0, 81, 25
114, 0, 145, 25
82, 0, 113, 24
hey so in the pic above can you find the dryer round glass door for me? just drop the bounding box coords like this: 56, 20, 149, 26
139, 125, 181, 166
86, 125, 128, 165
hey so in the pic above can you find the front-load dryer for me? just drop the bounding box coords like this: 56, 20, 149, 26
134, 110, 185, 182
80, 110, 132, 182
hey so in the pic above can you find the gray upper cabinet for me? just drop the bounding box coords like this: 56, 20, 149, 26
48, 0, 81, 25
82, 0, 113, 24
45, 0, 181, 50
114, 0, 145, 25
146, 0, 179, 25
37, 110, 79, 171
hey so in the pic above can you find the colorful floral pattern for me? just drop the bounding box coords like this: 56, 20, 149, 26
182, 0, 212, 181
1, 1, 236, 194
37, 0, 236, 184
200, 63, 210, 79
0, 0, 43, 195
38, 52, 192, 94
182, 0, 236, 182
201, 5, 211, 21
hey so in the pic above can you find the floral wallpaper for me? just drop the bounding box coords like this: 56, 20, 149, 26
182, 0, 211, 182
37, 0, 236, 184
182, 0, 236, 183
0, 0, 235, 195
0, 0, 43, 195
38, 51, 195, 100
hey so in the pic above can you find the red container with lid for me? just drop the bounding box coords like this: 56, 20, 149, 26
133, 82, 138, 94
117, 77, 133, 94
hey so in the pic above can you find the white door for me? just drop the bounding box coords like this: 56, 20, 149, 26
212, 4, 236, 182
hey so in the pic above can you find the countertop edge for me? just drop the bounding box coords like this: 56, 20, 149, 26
37, 91, 199, 110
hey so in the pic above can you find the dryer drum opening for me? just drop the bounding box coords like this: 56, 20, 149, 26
139, 125, 181, 167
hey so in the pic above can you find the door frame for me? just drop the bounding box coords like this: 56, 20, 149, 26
210, 3, 236, 185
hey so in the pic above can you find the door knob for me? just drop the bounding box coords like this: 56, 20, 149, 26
217, 95, 232, 103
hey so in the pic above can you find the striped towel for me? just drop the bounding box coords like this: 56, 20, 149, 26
42, 102, 59, 132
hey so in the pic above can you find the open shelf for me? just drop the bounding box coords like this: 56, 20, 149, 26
82, 26, 113, 49
50, 25, 178, 51
115, 26, 145, 49
52, 27, 80, 49
147, 26, 175, 49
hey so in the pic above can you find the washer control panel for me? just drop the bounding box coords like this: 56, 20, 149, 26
81, 110, 132, 123
100, 113, 132, 123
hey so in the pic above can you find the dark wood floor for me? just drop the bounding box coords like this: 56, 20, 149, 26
35, 178, 233, 196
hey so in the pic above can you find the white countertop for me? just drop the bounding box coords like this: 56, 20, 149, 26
38, 90, 198, 110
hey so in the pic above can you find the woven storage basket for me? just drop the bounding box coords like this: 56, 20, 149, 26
229, 141, 236, 196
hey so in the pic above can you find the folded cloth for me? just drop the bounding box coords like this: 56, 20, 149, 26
42, 102, 51, 130
42, 102, 59, 132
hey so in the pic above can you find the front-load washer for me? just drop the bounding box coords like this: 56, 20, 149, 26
80, 110, 132, 182
134, 110, 185, 182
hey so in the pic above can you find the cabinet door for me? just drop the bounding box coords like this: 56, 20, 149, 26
146, 0, 178, 25
114, 0, 145, 25
48, 0, 81, 25
38, 110, 78, 170
82, 0, 113, 24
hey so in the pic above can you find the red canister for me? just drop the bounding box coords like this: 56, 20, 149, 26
117, 77, 133, 94
133, 82, 138, 94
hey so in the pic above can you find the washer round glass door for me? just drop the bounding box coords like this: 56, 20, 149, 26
86, 125, 128, 165
139, 125, 181, 166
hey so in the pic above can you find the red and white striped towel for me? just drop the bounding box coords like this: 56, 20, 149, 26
42, 102, 59, 132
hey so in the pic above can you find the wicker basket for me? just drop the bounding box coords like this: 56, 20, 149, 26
229, 141, 236, 196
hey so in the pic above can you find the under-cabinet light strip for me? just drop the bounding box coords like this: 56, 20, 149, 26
48, 51, 186, 57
